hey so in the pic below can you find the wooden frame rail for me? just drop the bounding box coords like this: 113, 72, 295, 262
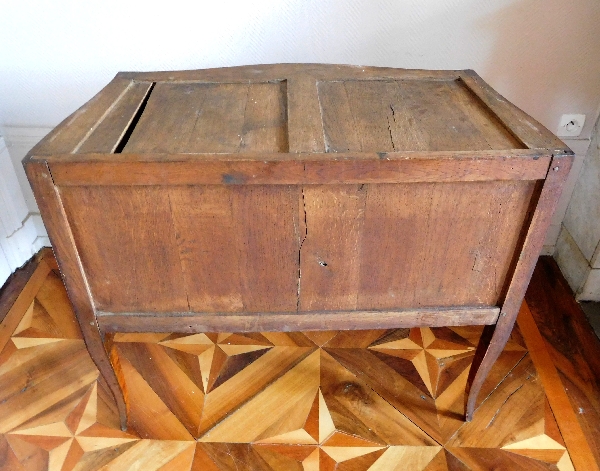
97, 307, 501, 333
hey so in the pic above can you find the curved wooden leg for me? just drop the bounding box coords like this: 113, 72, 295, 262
465, 158, 574, 421
464, 309, 519, 421
24, 161, 130, 431
79, 315, 129, 431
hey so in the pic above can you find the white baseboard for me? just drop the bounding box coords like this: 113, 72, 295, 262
0, 131, 52, 287
0, 213, 50, 272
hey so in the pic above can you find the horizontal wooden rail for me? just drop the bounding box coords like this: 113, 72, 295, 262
97, 306, 500, 333
46, 154, 551, 186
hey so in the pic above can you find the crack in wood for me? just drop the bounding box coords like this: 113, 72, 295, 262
486, 383, 524, 428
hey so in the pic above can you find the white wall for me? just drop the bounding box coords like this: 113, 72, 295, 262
0, 0, 599, 282
556, 114, 600, 300
1, 0, 599, 137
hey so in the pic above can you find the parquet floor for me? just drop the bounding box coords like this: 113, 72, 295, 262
0, 252, 598, 470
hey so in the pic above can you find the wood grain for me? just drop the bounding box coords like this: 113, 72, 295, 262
96, 307, 500, 333
525, 256, 600, 468
47, 153, 552, 186
517, 300, 599, 471
298, 185, 366, 310
59, 185, 189, 313
318, 79, 522, 152
357, 181, 535, 309
122, 81, 288, 153
287, 76, 325, 153
114, 63, 461, 82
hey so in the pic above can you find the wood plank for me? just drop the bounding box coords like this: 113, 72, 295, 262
23, 159, 128, 430
298, 185, 366, 310
47, 154, 551, 186
357, 180, 536, 309
96, 307, 500, 333
39, 147, 549, 163
168, 185, 300, 312
388, 79, 490, 152
240, 81, 288, 152
517, 300, 600, 471
28, 66, 569, 160
525, 256, 600, 467
231, 185, 300, 312
443, 80, 523, 150
346, 80, 398, 151
122, 81, 287, 153
122, 82, 211, 153
167, 186, 243, 312
383, 82, 430, 152
287, 76, 324, 152
317, 80, 368, 152
406, 80, 504, 150
318, 79, 523, 153
59, 186, 188, 313
76, 81, 153, 153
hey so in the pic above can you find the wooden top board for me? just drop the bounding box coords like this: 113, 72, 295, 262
28, 64, 571, 159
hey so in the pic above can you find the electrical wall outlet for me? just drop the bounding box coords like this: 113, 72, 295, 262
557, 114, 586, 138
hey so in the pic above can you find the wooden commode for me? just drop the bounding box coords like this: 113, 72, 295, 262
24, 64, 573, 430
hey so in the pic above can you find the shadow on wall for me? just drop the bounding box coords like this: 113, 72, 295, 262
478, 0, 600, 138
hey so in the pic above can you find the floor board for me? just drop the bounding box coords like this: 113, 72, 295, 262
0, 252, 598, 470
525, 256, 600, 468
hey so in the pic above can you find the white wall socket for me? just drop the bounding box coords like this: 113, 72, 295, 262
557, 114, 586, 138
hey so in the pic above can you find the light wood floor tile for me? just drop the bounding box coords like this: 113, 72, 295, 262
0, 253, 597, 470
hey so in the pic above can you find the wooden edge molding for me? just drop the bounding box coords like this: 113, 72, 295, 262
46, 155, 551, 186
36, 148, 550, 162
114, 64, 462, 82
0, 254, 52, 352
96, 306, 500, 333
517, 300, 600, 471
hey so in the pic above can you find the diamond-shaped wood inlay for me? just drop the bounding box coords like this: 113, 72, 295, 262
0, 262, 584, 470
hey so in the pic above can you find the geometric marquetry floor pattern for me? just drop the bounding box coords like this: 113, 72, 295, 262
0, 267, 575, 470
